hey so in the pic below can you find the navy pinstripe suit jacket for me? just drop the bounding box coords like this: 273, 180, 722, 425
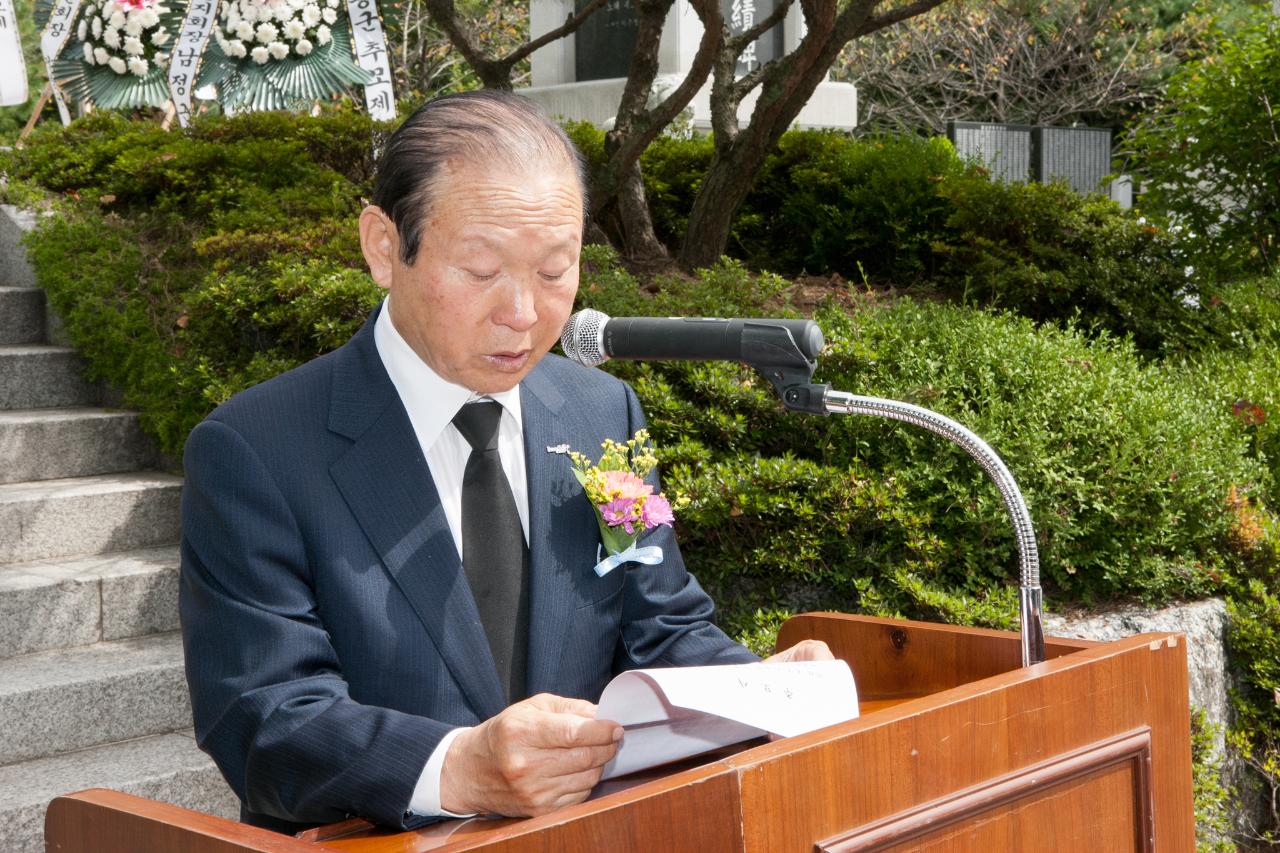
178, 304, 755, 834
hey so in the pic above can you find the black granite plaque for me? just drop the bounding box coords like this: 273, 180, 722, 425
575, 0, 640, 82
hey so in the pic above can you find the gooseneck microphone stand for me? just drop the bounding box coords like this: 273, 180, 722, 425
819, 391, 1045, 666
561, 313, 1046, 666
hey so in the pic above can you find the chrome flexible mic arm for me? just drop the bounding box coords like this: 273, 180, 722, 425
822, 391, 1045, 667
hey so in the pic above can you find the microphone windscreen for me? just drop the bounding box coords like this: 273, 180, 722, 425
560, 308, 609, 367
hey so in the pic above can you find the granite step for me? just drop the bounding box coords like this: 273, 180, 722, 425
0, 632, 192, 767
0, 546, 179, 659
0, 408, 156, 484
0, 473, 182, 564
0, 287, 44, 345
0, 731, 238, 853
0, 345, 97, 410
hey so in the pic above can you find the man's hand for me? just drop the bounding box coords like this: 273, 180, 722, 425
763, 639, 835, 663
440, 693, 623, 817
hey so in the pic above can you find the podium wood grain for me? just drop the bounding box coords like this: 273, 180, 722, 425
44, 613, 1195, 853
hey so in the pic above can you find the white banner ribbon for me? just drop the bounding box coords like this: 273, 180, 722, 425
38, 0, 80, 123
593, 543, 663, 578
167, 0, 217, 128
0, 0, 29, 106
344, 0, 393, 120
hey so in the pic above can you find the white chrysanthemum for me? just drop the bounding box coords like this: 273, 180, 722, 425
273, 5, 290, 22
227, 39, 247, 57
255, 22, 278, 43
123, 36, 144, 55
108, 10, 125, 28
82, 41, 95, 63
301, 4, 320, 25
77, 18, 88, 40
295, 37, 312, 55
240, 3, 258, 22
267, 39, 288, 59
151, 28, 170, 45
83, 3, 97, 15
91, 16, 103, 37
123, 15, 142, 36
234, 20, 254, 39
325, 0, 337, 8
156, 51, 169, 64
103, 26, 121, 47
139, 8, 158, 26
94, 46, 110, 64
289, 0, 305, 9
102, 0, 118, 17
282, 19, 304, 39
108, 55, 127, 73
127, 55, 148, 77
321, 7, 335, 24
316, 23, 330, 44
251, 45, 269, 63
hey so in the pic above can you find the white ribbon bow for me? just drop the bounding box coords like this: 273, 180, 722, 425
593, 542, 663, 577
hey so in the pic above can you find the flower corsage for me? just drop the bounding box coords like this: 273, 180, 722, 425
565, 429, 679, 577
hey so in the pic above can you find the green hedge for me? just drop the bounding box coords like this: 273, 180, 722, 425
4, 109, 381, 453
564, 124, 1221, 356
577, 248, 1267, 622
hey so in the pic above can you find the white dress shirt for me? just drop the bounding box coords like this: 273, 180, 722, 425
373, 296, 529, 818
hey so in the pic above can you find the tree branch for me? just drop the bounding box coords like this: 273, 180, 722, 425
501, 0, 609, 69
599, 0, 722, 202
424, 0, 607, 90
422, 0, 510, 88
854, 0, 948, 38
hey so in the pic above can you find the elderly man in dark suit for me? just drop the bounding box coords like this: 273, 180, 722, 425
179, 90, 830, 835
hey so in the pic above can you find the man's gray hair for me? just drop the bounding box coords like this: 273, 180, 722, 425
372, 90, 590, 266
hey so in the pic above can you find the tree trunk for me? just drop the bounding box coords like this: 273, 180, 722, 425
678, 0, 946, 268
615, 161, 669, 261
678, 148, 753, 269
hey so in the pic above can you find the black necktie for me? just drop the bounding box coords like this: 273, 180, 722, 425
452, 401, 529, 704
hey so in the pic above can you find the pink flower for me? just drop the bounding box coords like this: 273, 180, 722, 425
600, 498, 639, 535
602, 469, 652, 501
641, 494, 674, 529
117, 0, 155, 10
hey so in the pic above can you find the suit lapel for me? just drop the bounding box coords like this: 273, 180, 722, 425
520, 367, 583, 696
327, 309, 506, 720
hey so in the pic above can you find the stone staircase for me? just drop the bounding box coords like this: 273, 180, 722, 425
0, 207, 238, 852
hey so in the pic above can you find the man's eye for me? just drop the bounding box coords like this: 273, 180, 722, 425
466, 270, 499, 281
539, 270, 568, 281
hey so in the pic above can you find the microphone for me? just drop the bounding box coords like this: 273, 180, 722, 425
560, 309, 824, 369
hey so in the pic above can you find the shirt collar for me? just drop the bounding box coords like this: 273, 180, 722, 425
373, 296, 523, 450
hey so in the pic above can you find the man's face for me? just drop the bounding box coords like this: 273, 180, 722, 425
380, 159, 583, 394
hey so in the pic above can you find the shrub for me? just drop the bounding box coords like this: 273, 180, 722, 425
1125, 9, 1280, 277
731, 132, 964, 284
582, 249, 1265, 621
618, 127, 1211, 355
1, 108, 379, 457
1191, 707, 1236, 853
931, 174, 1210, 355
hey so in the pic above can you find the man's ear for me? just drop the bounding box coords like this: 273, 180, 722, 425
359, 205, 398, 290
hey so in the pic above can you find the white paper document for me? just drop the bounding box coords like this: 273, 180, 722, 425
595, 660, 859, 779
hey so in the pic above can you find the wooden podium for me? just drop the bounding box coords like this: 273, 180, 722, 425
44, 613, 1195, 852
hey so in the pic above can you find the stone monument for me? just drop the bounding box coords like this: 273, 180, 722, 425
519, 0, 857, 132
